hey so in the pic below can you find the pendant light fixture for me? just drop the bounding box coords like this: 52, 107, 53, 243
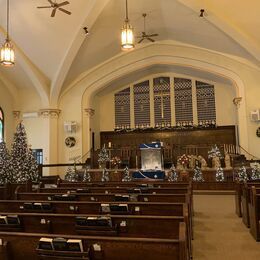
1, 0, 15, 67
121, 0, 134, 50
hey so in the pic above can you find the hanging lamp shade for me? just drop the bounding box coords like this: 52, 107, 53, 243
0, 39, 15, 66
1, 0, 15, 67
121, 0, 134, 50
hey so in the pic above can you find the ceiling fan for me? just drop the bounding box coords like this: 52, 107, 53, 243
137, 13, 159, 43
37, 0, 71, 17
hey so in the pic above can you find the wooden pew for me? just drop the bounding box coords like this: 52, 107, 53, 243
249, 187, 260, 241
240, 182, 260, 227
56, 180, 191, 188
0, 224, 188, 260
0, 212, 192, 257
0, 212, 187, 239
235, 181, 260, 219
0, 200, 187, 216
36, 186, 190, 194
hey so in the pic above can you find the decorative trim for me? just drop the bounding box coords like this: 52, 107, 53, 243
84, 108, 95, 117
13, 111, 21, 119
39, 109, 61, 118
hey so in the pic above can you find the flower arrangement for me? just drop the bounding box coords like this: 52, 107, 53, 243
178, 154, 189, 167
111, 156, 122, 167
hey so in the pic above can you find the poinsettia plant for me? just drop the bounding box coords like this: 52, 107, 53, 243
111, 156, 121, 167
178, 154, 189, 166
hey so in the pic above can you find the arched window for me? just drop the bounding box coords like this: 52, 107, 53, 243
0, 108, 4, 142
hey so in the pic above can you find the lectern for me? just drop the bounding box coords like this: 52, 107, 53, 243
132, 142, 165, 180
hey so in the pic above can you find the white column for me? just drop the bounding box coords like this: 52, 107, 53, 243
39, 109, 61, 175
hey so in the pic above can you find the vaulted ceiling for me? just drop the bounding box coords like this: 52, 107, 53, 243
0, 0, 259, 106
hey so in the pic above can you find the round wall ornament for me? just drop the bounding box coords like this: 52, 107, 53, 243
256, 127, 260, 138
65, 136, 76, 147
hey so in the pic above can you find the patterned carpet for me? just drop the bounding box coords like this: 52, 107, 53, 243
193, 195, 260, 260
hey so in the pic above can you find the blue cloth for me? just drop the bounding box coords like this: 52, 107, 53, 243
139, 142, 161, 149
132, 170, 165, 180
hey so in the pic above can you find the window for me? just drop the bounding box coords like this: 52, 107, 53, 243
174, 78, 193, 125
115, 87, 131, 129
0, 108, 4, 142
32, 149, 43, 164
134, 80, 150, 128
196, 81, 216, 125
153, 77, 171, 127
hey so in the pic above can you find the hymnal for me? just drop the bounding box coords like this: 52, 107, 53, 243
23, 202, 33, 210
42, 203, 52, 210
114, 194, 129, 202
101, 203, 110, 213
67, 239, 83, 252
39, 237, 53, 250
52, 237, 68, 251
33, 203, 42, 210
110, 204, 128, 212
75, 216, 87, 226
7, 215, 20, 225
0, 216, 7, 224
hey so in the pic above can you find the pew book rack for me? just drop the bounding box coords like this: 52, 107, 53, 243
36, 248, 90, 259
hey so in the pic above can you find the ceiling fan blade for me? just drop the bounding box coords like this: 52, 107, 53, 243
138, 38, 144, 44
37, 6, 52, 9
48, 0, 54, 5
51, 8, 57, 17
147, 38, 155, 42
148, 34, 159, 37
58, 8, 71, 15
57, 1, 70, 7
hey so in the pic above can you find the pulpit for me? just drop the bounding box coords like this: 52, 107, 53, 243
132, 142, 165, 180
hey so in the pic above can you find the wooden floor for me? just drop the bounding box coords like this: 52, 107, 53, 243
193, 195, 260, 260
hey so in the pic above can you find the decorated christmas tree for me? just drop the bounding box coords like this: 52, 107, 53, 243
0, 141, 11, 184
98, 145, 110, 168
193, 166, 204, 182
65, 166, 79, 182
122, 166, 131, 182
237, 166, 248, 182
101, 168, 109, 182
168, 164, 178, 182
251, 164, 260, 180
10, 123, 40, 183
83, 168, 91, 182
216, 167, 224, 182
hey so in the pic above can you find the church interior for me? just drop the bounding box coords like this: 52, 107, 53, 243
0, 0, 260, 259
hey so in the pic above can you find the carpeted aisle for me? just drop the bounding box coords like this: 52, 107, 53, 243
193, 195, 260, 260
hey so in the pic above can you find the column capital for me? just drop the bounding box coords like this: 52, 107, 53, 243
13, 110, 21, 119
84, 108, 95, 117
233, 97, 242, 108
39, 109, 61, 118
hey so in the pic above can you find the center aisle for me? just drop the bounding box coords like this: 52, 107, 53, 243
192, 195, 260, 260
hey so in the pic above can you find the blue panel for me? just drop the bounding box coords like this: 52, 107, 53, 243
139, 142, 161, 149
132, 170, 165, 180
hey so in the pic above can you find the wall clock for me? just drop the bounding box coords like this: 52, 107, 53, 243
65, 136, 76, 147
256, 127, 260, 138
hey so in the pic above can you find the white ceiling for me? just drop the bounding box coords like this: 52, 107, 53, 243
0, 0, 259, 104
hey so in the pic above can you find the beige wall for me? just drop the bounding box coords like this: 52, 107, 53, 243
0, 82, 15, 148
